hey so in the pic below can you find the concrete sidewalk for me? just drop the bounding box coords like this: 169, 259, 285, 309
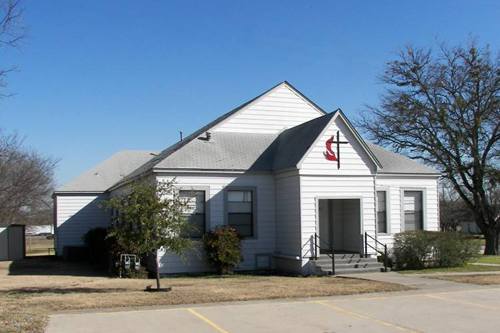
338, 271, 487, 290
47, 274, 500, 333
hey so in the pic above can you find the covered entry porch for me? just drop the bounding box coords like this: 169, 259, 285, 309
317, 198, 363, 254
308, 198, 384, 274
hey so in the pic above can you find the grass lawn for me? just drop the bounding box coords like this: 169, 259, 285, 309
431, 274, 500, 285
398, 256, 500, 274
0, 257, 407, 333
399, 263, 500, 274
475, 255, 500, 265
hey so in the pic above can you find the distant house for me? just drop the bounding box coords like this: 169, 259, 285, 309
26, 225, 54, 236
53, 82, 440, 274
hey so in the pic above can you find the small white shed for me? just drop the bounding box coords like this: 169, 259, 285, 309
0, 224, 26, 261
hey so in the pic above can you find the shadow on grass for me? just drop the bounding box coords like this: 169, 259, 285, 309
0, 287, 129, 295
6, 256, 108, 277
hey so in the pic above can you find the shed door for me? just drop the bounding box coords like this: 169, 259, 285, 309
8, 225, 25, 260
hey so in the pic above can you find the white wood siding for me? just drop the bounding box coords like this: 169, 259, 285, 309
375, 176, 440, 248
156, 173, 275, 274
299, 175, 377, 267
300, 116, 376, 176
212, 84, 323, 134
0, 227, 7, 261
275, 172, 302, 271
55, 194, 110, 255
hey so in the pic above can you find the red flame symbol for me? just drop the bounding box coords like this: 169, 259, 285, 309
324, 136, 337, 161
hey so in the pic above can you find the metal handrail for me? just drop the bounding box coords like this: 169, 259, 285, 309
312, 233, 335, 275
364, 232, 388, 272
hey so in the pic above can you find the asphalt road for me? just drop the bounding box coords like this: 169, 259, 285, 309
47, 285, 500, 333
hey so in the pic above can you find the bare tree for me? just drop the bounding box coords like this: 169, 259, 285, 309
0, 132, 56, 226
440, 184, 474, 232
0, 0, 24, 95
359, 41, 499, 254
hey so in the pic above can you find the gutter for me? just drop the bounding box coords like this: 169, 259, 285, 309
52, 191, 106, 197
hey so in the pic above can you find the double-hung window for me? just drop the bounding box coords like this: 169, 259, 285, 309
179, 190, 206, 238
376, 191, 388, 233
403, 191, 423, 231
226, 190, 254, 238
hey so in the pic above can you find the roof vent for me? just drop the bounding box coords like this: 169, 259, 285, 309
198, 131, 212, 141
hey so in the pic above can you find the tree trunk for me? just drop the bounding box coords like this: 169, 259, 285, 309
484, 229, 499, 255
155, 251, 161, 290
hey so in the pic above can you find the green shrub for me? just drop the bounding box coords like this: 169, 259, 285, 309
203, 226, 242, 274
393, 231, 434, 270
434, 232, 481, 267
393, 231, 481, 270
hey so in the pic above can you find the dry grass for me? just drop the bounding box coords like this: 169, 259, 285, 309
431, 274, 500, 285
0, 257, 407, 333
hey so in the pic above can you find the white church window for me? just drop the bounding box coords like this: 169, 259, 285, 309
404, 191, 423, 231
180, 190, 206, 238
226, 189, 254, 237
377, 191, 388, 233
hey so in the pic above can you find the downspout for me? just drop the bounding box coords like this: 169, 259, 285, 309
372, 170, 378, 256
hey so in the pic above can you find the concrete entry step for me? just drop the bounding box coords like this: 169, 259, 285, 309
334, 267, 385, 274
311, 253, 385, 275
314, 257, 377, 265
319, 252, 362, 259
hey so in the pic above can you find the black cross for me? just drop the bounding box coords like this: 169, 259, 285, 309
333, 130, 349, 169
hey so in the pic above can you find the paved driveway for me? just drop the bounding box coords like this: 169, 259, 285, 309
47, 283, 500, 333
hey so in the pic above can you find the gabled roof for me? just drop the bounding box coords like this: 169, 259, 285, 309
272, 112, 336, 170
112, 81, 327, 188
366, 143, 440, 175
55, 150, 157, 193
333, 110, 382, 169
59, 82, 441, 195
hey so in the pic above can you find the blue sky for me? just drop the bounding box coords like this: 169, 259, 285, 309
1, 0, 498, 186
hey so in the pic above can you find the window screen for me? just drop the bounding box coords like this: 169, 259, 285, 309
227, 190, 253, 237
377, 191, 387, 233
404, 191, 423, 231
180, 190, 205, 238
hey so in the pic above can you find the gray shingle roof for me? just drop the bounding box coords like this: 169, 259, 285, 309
272, 112, 336, 170
144, 113, 439, 175
133, 112, 335, 173
56, 150, 157, 193
366, 143, 440, 175
155, 132, 278, 171
57, 128, 439, 195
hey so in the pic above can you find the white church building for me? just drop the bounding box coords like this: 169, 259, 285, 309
54, 82, 440, 275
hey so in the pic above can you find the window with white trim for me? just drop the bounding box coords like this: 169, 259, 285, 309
404, 191, 423, 231
179, 190, 206, 238
227, 190, 254, 237
377, 191, 388, 233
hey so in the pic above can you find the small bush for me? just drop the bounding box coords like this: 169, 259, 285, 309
434, 232, 481, 267
203, 226, 242, 274
377, 252, 394, 269
393, 231, 481, 270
